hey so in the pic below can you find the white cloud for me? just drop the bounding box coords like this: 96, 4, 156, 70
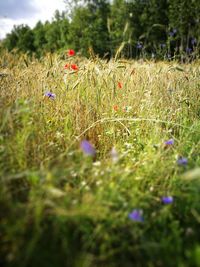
0, 0, 66, 39
33, 0, 66, 22
0, 0, 39, 19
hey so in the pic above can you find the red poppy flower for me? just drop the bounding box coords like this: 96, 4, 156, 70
71, 64, 79, 71
113, 105, 118, 111
64, 64, 70, 69
68, 49, 75, 57
117, 81, 122, 89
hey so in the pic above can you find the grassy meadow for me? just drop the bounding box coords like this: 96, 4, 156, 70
0, 51, 200, 267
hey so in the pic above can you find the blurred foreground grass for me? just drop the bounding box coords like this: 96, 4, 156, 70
0, 52, 200, 267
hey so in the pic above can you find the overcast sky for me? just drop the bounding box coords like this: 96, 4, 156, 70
0, 0, 66, 39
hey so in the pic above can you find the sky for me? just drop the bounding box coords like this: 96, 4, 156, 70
0, 0, 66, 39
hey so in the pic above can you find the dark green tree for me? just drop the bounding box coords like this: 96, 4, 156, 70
3, 24, 35, 53
68, 0, 110, 57
44, 10, 69, 53
1, 0, 200, 59
168, 0, 199, 52
33, 21, 47, 56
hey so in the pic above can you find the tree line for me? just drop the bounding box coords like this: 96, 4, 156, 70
1, 0, 200, 59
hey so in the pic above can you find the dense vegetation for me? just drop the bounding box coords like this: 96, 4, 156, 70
0, 1, 200, 266
0, 50, 200, 266
1, 0, 200, 59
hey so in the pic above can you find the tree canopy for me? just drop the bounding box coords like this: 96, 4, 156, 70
1, 0, 199, 59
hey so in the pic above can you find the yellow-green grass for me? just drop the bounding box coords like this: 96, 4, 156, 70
0, 51, 200, 267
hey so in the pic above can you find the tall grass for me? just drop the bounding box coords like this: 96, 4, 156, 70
0, 51, 200, 267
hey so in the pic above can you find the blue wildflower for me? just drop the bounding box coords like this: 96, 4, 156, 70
80, 140, 96, 156
165, 139, 174, 145
136, 42, 143, 49
177, 157, 188, 166
128, 209, 144, 222
191, 38, 197, 46
169, 29, 177, 37
162, 196, 174, 204
186, 47, 192, 54
160, 43, 166, 49
45, 92, 56, 100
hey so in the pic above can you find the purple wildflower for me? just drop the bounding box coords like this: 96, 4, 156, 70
191, 38, 197, 46
169, 29, 177, 37
45, 92, 56, 100
164, 139, 174, 146
136, 42, 143, 49
128, 209, 144, 222
177, 157, 188, 166
161, 196, 174, 204
186, 47, 192, 54
80, 140, 96, 156
160, 43, 166, 49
